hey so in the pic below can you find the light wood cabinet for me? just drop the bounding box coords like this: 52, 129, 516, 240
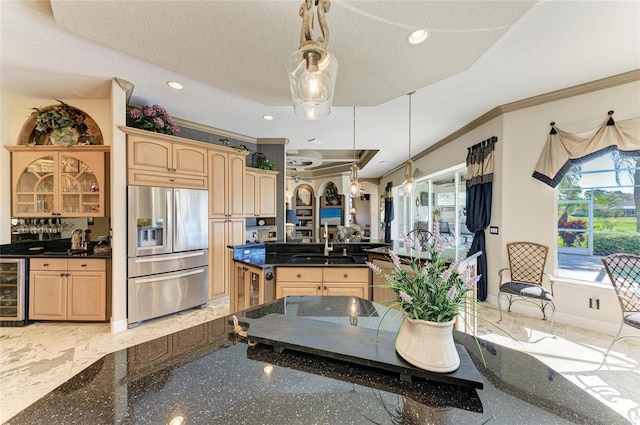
29, 258, 106, 321
275, 266, 369, 299
209, 149, 246, 218
231, 262, 275, 313
8, 146, 108, 218
244, 169, 278, 217
209, 218, 244, 301
207, 145, 248, 301
126, 130, 207, 189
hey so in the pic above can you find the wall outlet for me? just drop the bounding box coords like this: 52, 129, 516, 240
589, 298, 600, 309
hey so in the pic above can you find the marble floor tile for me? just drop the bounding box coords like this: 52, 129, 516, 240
0, 327, 26, 352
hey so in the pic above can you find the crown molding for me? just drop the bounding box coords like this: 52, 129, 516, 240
382, 69, 640, 180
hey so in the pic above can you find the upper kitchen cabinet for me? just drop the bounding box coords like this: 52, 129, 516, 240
209, 148, 247, 218
123, 127, 208, 190
7, 146, 109, 218
244, 169, 278, 218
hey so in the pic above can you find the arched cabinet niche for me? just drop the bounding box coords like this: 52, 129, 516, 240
7, 102, 109, 218
319, 182, 344, 240
293, 184, 315, 242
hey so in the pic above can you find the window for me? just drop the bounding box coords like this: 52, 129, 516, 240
395, 165, 470, 258
557, 151, 640, 283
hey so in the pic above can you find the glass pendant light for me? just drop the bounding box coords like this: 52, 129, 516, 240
349, 106, 361, 198
402, 92, 415, 197
287, 0, 338, 120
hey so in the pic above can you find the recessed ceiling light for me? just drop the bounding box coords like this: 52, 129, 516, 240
307, 138, 323, 145
167, 81, 183, 90
263, 115, 274, 121
407, 28, 429, 45
379, 160, 387, 164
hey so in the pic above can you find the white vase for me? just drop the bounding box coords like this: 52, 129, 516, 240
395, 317, 460, 373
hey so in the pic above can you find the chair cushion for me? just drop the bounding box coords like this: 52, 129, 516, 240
500, 282, 554, 302
623, 313, 640, 330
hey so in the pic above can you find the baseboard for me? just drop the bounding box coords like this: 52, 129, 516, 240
110, 317, 128, 334
483, 295, 624, 336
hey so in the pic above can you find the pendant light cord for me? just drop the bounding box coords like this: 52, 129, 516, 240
408, 92, 412, 161
353, 106, 356, 164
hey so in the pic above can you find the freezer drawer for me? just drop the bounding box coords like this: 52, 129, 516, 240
127, 266, 208, 325
128, 250, 208, 278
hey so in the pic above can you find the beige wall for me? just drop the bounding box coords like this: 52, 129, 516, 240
379, 80, 640, 334
0, 90, 129, 332
498, 80, 640, 333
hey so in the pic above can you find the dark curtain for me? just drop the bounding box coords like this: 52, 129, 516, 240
466, 136, 497, 301
384, 182, 394, 243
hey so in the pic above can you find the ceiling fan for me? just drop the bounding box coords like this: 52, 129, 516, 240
289, 174, 313, 184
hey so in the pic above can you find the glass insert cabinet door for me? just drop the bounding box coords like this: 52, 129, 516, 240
233, 263, 266, 313
11, 149, 105, 218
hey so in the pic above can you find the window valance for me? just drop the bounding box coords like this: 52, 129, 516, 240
533, 113, 640, 188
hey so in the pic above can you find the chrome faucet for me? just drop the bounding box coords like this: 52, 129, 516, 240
323, 229, 333, 256
71, 228, 85, 250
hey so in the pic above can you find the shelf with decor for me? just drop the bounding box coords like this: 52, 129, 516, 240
6, 146, 109, 218
293, 184, 315, 242
319, 182, 343, 238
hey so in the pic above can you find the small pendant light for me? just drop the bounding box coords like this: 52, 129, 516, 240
349, 106, 361, 198
402, 92, 415, 197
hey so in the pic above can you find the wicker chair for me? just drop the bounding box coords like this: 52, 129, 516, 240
601, 253, 640, 356
498, 242, 555, 331
406, 228, 433, 250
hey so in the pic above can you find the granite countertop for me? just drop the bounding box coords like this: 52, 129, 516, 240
0, 240, 111, 259
7, 296, 627, 424
233, 255, 370, 268
231, 241, 389, 269
365, 242, 482, 265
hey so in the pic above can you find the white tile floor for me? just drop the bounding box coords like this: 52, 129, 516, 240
1, 300, 638, 424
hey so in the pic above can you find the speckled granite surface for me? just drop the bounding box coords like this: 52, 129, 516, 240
6, 297, 629, 425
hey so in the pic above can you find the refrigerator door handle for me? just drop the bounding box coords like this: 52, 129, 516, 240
134, 268, 204, 284
133, 251, 205, 263
166, 188, 173, 253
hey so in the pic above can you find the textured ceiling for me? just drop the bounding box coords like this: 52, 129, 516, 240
2, 1, 639, 180
49, 1, 534, 107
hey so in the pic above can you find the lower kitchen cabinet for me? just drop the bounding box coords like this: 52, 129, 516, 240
231, 262, 274, 313
275, 267, 369, 299
29, 258, 106, 321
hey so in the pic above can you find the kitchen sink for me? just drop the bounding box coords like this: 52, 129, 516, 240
288, 254, 357, 265
41, 249, 89, 256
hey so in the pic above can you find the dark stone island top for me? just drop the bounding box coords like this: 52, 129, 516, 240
230, 241, 390, 268
6, 296, 627, 425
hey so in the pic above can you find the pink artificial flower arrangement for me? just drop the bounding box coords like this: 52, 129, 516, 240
129, 104, 179, 135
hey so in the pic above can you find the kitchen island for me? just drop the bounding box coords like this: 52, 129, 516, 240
6, 296, 627, 424
230, 241, 388, 312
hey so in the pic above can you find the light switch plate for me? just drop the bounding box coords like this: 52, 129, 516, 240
489, 226, 499, 235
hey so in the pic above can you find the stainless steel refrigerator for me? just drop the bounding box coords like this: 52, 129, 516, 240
127, 186, 208, 326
